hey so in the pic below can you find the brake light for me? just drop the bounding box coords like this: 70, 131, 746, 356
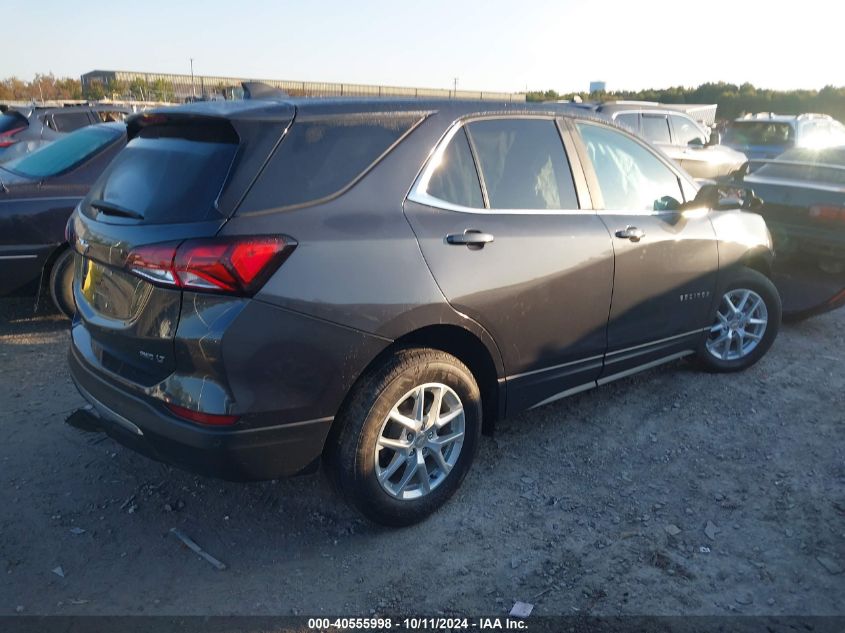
125, 236, 296, 295
809, 205, 845, 223
166, 403, 239, 426
0, 125, 26, 148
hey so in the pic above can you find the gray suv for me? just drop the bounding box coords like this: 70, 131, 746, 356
66, 98, 780, 525
592, 102, 747, 180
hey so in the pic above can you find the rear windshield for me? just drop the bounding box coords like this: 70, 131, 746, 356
724, 121, 794, 146
4, 124, 122, 179
0, 112, 27, 134
239, 113, 423, 212
84, 125, 237, 224
755, 147, 845, 185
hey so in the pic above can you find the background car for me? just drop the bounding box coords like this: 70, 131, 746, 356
0, 122, 127, 316
722, 113, 845, 160
587, 102, 747, 180
725, 147, 845, 320
66, 99, 779, 526
0, 104, 130, 162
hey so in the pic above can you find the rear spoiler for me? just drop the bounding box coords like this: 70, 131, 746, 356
241, 81, 289, 101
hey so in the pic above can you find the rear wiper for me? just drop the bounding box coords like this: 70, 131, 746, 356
90, 199, 144, 220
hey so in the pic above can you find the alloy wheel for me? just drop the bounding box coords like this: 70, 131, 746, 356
374, 383, 465, 500
705, 288, 768, 361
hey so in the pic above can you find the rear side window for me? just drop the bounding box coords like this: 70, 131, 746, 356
427, 128, 483, 207
576, 122, 683, 211
4, 125, 122, 179
52, 111, 93, 132
642, 115, 671, 144
241, 113, 423, 211
467, 119, 578, 210
615, 112, 639, 133
85, 124, 237, 224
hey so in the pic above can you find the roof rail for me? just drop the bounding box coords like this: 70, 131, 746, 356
796, 112, 832, 121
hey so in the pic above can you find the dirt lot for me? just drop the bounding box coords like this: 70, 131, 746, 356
1, 297, 843, 617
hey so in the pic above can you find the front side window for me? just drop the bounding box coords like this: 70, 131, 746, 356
576, 122, 683, 211
426, 127, 483, 208
670, 114, 706, 145
4, 124, 122, 179
466, 118, 578, 209
641, 115, 671, 144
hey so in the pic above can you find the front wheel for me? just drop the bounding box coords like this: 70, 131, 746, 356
325, 348, 482, 527
696, 267, 781, 372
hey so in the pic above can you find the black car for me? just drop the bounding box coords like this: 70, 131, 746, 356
0, 122, 127, 316
726, 147, 845, 320
0, 104, 130, 162
66, 99, 780, 526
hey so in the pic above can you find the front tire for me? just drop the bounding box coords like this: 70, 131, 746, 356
697, 267, 781, 372
326, 348, 482, 527
48, 248, 75, 318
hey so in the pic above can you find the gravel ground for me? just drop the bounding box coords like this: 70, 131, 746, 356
1, 297, 843, 617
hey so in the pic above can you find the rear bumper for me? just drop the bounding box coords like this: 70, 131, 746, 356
68, 344, 333, 481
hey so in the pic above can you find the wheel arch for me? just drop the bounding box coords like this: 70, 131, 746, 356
325, 323, 504, 457
36, 242, 70, 310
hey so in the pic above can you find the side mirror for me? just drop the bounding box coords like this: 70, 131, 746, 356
688, 137, 705, 148
706, 131, 722, 146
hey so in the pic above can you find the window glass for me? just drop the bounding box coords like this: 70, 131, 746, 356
641, 115, 671, 144
241, 113, 422, 211
53, 111, 92, 132
4, 125, 121, 179
85, 130, 234, 224
670, 114, 705, 145
426, 128, 483, 208
576, 122, 683, 211
467, 119, 578, 209
724, 121, 794, 146
755, 147, 845, 185
615, 112, 639, 133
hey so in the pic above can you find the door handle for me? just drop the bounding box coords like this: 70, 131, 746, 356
615, 226, 645, 242
446, 229, 495, 248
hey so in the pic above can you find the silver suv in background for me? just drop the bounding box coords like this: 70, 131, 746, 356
591, 102, 747, 180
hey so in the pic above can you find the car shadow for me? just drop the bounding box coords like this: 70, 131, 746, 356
0, 298, 69, 338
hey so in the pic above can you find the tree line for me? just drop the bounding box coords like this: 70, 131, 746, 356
3, 76, 844, 121
532, 82, 845, 121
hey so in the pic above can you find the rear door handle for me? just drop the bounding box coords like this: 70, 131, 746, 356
615, 226, 645, 242
446, 229, 495, 247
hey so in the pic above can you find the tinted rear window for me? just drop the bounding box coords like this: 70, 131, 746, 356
0, 112, 27, 133
426, 127, 483, 208
239, 113, 423, 212
84, 125, 237, 224
52, 111, 93, 132
4, 125, 122, 179
724, 121, 794, 146
755, 147, 845, 185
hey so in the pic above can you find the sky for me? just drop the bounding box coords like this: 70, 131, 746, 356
3, 0, 843, 93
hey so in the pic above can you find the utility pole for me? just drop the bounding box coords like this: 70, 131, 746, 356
190, 57, 196, 100
453, 77, 458, 98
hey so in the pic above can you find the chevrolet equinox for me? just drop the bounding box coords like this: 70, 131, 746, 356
66, 99, 781, 525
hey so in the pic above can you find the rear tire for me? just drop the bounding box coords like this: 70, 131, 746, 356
325, 348, 482, 527
48, 248, 75, 318
696, 267, 781, 372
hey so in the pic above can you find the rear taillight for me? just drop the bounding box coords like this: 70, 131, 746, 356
125, 236, 296, 296
166, 403, 239, 426
809, 205, 845, 223
0, 126, 26, 148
